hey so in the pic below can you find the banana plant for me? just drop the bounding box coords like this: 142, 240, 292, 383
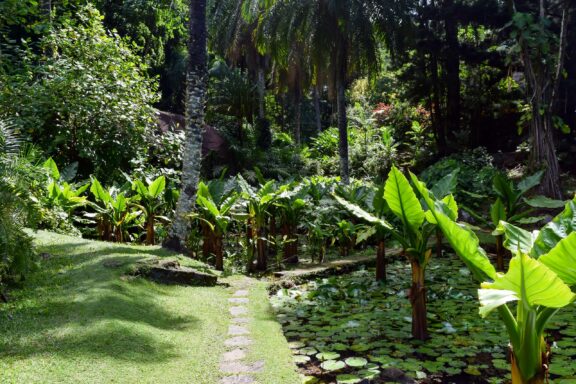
42, 158, 89, 216
333, 220, 358, 257
88, 178, 140, 242
412, 174, 576, 384
465, 171, 564, 271
132, 175, 168, 245
336, 183, 390, 282
274, 183, 308, 264
335, 165, 450, 340
190, 180, 238, 271
236, 175, 277, 272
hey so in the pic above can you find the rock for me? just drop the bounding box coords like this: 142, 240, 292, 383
131, 259, 217, 286
220, 376, 254, 384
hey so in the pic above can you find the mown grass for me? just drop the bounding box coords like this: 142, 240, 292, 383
0, 231, 228, 384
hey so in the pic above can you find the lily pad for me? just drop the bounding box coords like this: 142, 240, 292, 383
320, 360, 346, 372
345, 357, 368, 368
316, 351, 340, 361
294, 355, 311, 364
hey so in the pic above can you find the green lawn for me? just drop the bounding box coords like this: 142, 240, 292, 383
0, 231, 299, 384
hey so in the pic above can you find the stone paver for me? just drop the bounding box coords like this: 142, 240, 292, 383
224, 336, 253, 347
221, 281, 263, 384
228, 325, 250, 336
229, 306, 248, 316
228, 297, 249, 304
233, 290, 249, 297
220, 361, 265, 374
220, 375, 255, 384
231, 317, 250, 324
222, 348, 246, 362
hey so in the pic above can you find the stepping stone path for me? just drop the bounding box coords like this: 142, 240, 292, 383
220, 282, 264, 384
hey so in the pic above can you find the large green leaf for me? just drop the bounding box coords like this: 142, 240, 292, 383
481, 253, 575, 314
410, 173, 496, 281
333, 195, 393, 231
133, 180, 148, 197
531, 198, 576, 258
524, 196, 566, 209
384, 166, 424, 230
148, 176, 166, 199
90, 178, 111, 203
43, 157, 60, 180
197, 196, 220, 218
517, 170, 544, 195
494, 221, 538, 254
430, 169, 459, 199
539, 232, 576, 286
478, 289, 519, 318
490, 198, 506, 227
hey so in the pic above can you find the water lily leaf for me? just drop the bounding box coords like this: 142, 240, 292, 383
320, 360, 346, 371
345, 357, 368, 368
316, 352, 340, 361
299, 347, 318, 356
294, 355, 310, 364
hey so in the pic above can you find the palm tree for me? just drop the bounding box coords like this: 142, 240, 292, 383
208, 0, 272, 148
256, 0, 381, 183
164, 0, 208, 252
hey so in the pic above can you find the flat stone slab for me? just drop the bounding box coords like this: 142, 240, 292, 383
231, 317, 250, 324
233, 290, 249, 297
222, 348, 247, 362
230, 306, 248, 316
228, 297, 249, 304
220, 375, 255, 384
228, 325, 249, 336
220, 361, 264, 374
224, 336, 253, 347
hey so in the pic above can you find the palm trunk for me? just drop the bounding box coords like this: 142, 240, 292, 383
376, 240, 386, 282
336, 77, 349, 184
444, 0, 460, 138
409, 260, 428, 340
313, 86, 322, 134
257, 66, 266, 120
294, 94, 302, 145
164, 0, 207, 253
145, 214, 155, 245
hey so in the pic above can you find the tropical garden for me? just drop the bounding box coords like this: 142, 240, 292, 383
1, 0, 576, 383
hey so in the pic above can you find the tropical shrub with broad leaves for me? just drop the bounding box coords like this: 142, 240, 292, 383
465, 170, 565, 271
335, 166, 457, 340
414, 172, 576, 384
190, 179, 239, 271
132, 176, 169, 245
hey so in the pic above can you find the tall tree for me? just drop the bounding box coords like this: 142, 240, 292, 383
164, 0, 208, 252
508, 0, 573, 198
257, 0, 381, 183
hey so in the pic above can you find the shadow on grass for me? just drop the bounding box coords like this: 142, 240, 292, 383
0, 238, 203, 363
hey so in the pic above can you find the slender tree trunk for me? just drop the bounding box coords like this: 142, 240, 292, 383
146, 214, 155, 245
294, 92, 302, 145
444, 0, 460, 137
164, 0, 207, 253
214, 233, 224, 271
409, 260, 428, 340
257, 66, 266, 120
336, 77, 349, 184
256, 226, 267, 271
376, 239, 386, 282
313, 86, 322, 134
246, 218, 255, 272
436, 229, 443, 258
